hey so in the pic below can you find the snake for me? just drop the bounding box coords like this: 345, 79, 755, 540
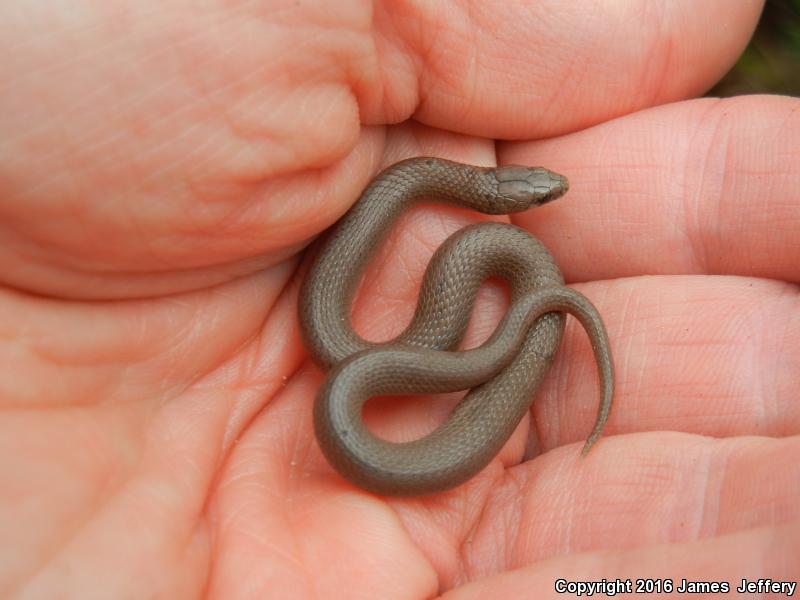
299, 157, 614, 496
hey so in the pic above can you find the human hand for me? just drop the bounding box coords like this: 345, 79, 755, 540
2, 1, 797, 598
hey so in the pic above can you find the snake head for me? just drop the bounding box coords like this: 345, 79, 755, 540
493, 166, 569, 211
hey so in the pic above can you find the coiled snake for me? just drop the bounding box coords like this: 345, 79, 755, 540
300, 157, 613, 496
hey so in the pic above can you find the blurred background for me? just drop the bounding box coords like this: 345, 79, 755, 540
710, 0, 800, 96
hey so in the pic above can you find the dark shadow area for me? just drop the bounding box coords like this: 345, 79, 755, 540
710, 0, 800, 96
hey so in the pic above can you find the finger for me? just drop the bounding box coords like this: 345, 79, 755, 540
451, 517, 799, 599
438, 434, 800, 597
532, 275, 800, 455
393, 0, 763, 138
504, 95, 800, 283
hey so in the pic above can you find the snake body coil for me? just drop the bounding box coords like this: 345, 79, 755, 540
300, 157, 613, 496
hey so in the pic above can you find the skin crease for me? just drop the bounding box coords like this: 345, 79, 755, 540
1, 0, 800, 598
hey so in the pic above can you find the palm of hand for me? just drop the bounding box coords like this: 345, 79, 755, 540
2, 1, 798, 597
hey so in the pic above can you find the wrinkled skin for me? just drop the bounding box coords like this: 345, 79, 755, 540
1, 1, 799, 598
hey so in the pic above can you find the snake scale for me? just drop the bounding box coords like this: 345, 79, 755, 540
299, 157, 613, 496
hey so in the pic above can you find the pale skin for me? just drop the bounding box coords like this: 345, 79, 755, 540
1, 0, 799, 598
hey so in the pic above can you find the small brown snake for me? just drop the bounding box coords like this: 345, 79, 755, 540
299, 157, 614, 496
